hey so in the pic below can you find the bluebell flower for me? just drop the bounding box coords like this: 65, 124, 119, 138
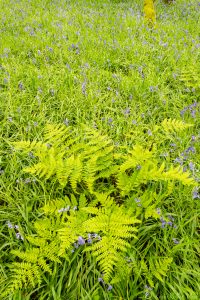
160, 217, 166, 228
167, 221, 173, 226
63, 118, 69, 126
58, 206, 70, 213
50, 89, 55, 96
172, 238, 179, 244
147, 129, 152, 136
18, 82, 24, 90
192, 188, 200, 199
174, 157, 183, 165
189, 162, 195, 172
107, 285, 113, 291
74, 242, 79, 249
168, 215, 174, 222
134, 198, 141, 203
66, 63, 71, 70
134, 198, 141, 207
98, 277, 104, 283
124, 108, 130, 116
185, 147, 195, 154
78, 236, 85, 245
191, 136, 196, 142
7, 221, 14, 229
156, 208, 161, 215
29, 152, 35, 158
24, 178, 31, 184
16, 232, 24, 241
82, 82, 87, 96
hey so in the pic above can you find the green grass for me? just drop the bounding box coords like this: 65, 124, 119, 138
0, 0, 200, 299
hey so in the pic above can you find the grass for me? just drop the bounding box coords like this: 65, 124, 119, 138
0, 0, 200, 299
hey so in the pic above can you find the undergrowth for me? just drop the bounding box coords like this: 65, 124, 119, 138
0, 0, 200, 299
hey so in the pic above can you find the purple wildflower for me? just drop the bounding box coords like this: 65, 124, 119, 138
174, 157, 183, 165
7, 221, 14, 229
135, 198, 141, 203
16, 232, 24, 241
172, 238, 179, 244
107, 285, 113, 291
191, 136, 196, 142
82, 81, 87, 96
192, 188, 200, 199
147, 129, 152, 136
135, 198, 141, 207
58, 206, 70, 213
18, 82, 24, 90
78, 236, 85, 245
189, 162, 195, 172
63, 118, 69, 126
74, 242, 79, 249
124, 108, 130, 116
50, 89, 55, 96
156, 208, 161, 215
185, 147, 195, 154
167, 221, 173, 226
98, 277, 104, 283
29, 152, 35, 158
160, 217, 166, 228
24, 178, 31, 184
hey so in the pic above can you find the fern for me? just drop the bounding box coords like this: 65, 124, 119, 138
9, 122, 196, 293
161, 118, 193, 133
82, 197, 141, 282
178, 67, 200, 89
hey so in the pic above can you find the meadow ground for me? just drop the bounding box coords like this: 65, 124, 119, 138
0, 0, 200, 299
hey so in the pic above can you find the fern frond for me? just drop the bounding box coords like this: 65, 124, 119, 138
12, 141, 47, 153
69, 155, 83, 191
149, 257, 173, 282
58, 210, 88, 255
44, 123, 72, 147
83, 203, 140, 282
9, 262, 41, 291
11, 249, 39, 264
163, 166, 195, 185
161, 118, 193, 133
179, 68, 200, 89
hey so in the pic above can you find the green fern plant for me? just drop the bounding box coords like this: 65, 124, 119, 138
82, 194, 141, 282
178, 67, 200, 90
4, 218, 62, 296
7, 122, 197, 294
